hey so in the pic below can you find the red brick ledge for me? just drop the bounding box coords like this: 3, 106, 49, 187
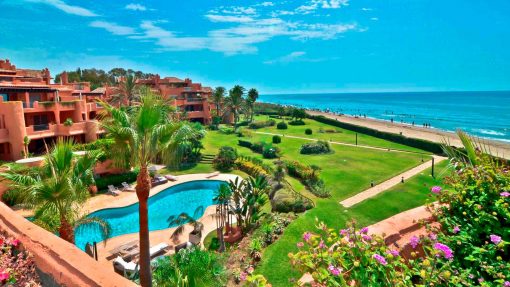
0, 202, 136, 287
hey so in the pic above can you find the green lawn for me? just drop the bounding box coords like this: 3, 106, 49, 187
257, 160, 450, 287
158, 117, 442, 287
253, 115, 430, 154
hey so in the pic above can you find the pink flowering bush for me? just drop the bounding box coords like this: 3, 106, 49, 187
289, 221, 454, 286
0, 234, 40, 286
428, 149, 510, 285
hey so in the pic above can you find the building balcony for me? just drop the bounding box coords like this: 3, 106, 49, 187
55, 122, 87, 136
23, 101, 78, 113
87, 102, 103, 112
186, 111, 206, 118
25, 122, 88, 139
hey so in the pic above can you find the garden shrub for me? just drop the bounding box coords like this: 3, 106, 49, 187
94, 169, 139, 190
284, 161, 329, 197
305, 128, 313, 135
262, 146, 279, 159
0, 234, 40, 286
213, 146, 238, 171
235, 157, 272, 179
289, 120, 306, 126
300, 140, 331, 155
248, 120, 276, 129
276, 122, 288, 130
63, 118, 73, 126
272, 135, 281, 144
238, 140, 253, 149
272, 188, 313, 213
251, 142, 264, 153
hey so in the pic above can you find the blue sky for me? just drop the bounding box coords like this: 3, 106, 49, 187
1, 0, 509, 93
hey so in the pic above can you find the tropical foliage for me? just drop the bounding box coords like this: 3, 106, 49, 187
224, 85, 246, 129
213, 146, 238, 171
0, 140, 110, 244
300, 140, 330, 154
228, 176, 269, 233
246, 88, 259, 122
99, 89, 202, 286
152, 247, 226, 287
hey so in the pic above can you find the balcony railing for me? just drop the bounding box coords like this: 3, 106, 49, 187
33, 124, 50, 131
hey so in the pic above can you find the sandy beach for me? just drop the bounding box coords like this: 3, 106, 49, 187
308, 110, 510, 160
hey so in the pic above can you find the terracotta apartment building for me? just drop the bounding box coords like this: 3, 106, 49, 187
136, 75, 216, 124
0, 59, 105, 161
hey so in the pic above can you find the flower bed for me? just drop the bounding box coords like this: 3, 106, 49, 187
0, 234, 40, 286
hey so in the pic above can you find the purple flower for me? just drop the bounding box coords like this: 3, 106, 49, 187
410, 236, 420, 249
339, 229, 348, 236
296, 242, 304, 248
431, 186, 442, 194
240, 272, 247, 281
360, 227, 369, 234
328, 265, 342, 276
429, 233, 438, 240
503, 281, 510, 287
452, 226, 460, 234
387, 249, 399, 257
434, 242, 454, 259
501, 191, 510, 197
318, 240, 326, 249
303, 232, 312, 242
490, 234, 502, 244
361, 234, 372, 241
373, 254, 387, 265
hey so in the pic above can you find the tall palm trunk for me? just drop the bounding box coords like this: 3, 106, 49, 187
59, 215, 75, 244
136, 166, 152, 287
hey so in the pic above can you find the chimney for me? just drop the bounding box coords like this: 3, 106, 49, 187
43, 68, 51, 85
61, 71, 69, 85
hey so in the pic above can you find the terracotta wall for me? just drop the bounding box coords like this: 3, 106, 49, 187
0, 202, 136, 287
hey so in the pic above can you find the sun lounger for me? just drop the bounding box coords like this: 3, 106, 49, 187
174, 241, 193, 253
113, 256, 139, 275
149, 243, 170, 257
164, 174, 178, 181
107, 185, 121, 196
206, 171, 220, 178
121, 182, 135, 191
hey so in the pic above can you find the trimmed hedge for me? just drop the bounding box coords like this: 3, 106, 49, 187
305, 128, 313, 135
272, 135, 282, 144
289, 120, 306, 126
95, 169, 139, 191
308, 115, 444, 154
276, 122, 288, 130
248, 120, 276, 129
238, 140, 253, 148
300, 140, 330, 155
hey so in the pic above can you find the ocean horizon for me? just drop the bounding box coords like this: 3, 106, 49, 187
259, 91, 510, 143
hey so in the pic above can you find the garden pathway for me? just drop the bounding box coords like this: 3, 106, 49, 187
254, 131, 429, 155
339, 155, 446, 207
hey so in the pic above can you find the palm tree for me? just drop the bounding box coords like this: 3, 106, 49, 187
224, 85, 246, 130
228, 176, 269, 233
246, 88, 259, 123
213, 184, 232, 252
0, 140, 110, 244
22, 136, 31, 158
211, 87, 226, 117
110, 73, 139, 107
167, 206, 205, 240
99, 89, 202, 287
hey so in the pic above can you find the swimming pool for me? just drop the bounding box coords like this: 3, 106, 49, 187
75, 180, 226, 251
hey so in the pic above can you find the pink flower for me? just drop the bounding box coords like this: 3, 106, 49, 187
246, 266, 254, 274
373, 254, 387, 265
409, 236, 420, 249
296, 242, 304, 248
0, 271, 8, 281
386, 249, 399, 257
360, 227, 369, 234
503, 281, 510, 287
501, 192, 510, 197
328, 265, 342, 276
433, 242, 454, 259
431, 186, 442, 194
10, 239, 20, 247
339, 229, 348, 236
361, 234, 372, 241
452, 226, 460, 234
303, 232, 312, 242
318, 240, 326, 249
490, 234, 502, 244
429, 233, 438, 240
240, 272, 247, 281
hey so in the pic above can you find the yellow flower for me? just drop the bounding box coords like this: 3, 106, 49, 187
462, 212, 467, 216
353, 261, 360, 267
422, 259, 430, 267
443, 271, 451, 279
420, 270, 426, 277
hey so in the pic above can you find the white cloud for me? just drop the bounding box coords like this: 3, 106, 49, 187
205, 14, 255, 23
125, 3, 147, 11
90, 21, 137, 35
264, 51, 306, 64
221, 6, 257, 15
258, 2, 274, 7
370, 17, 378, 21
26, 0, 97, 17
296, 0, 349, 14
361, 8, 373, 11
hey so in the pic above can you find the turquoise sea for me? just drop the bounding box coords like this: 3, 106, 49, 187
259, 91, 510, 142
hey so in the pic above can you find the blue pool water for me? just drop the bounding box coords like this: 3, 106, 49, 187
259, 91, 510, 142
74, 180, 225, 251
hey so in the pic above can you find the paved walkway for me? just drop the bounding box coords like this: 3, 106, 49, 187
254, 131, 428, 155
340, 155, 446, 207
